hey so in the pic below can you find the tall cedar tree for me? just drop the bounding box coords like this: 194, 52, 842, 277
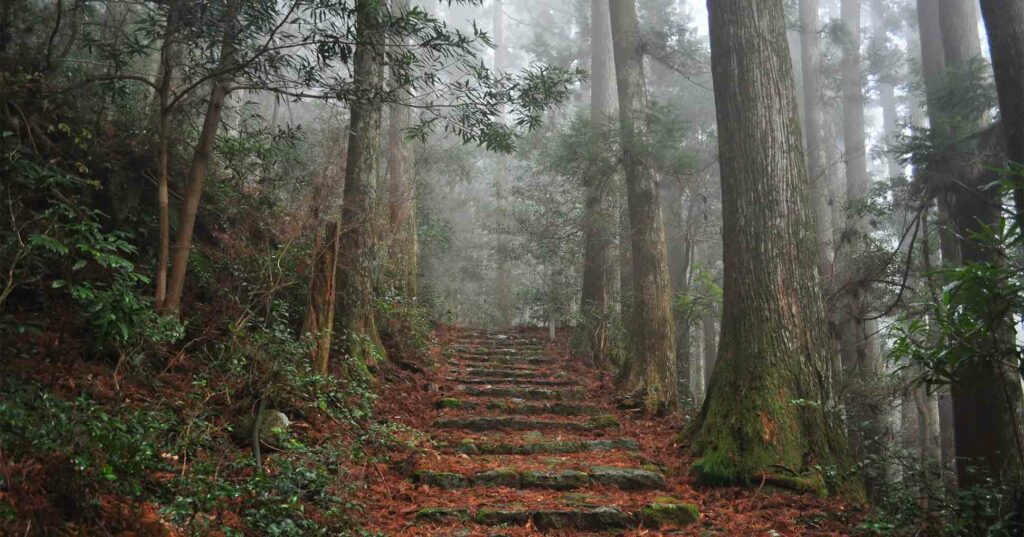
979, 0, 1024, 228
938, 0, 1024, 497
693, 0, 857, 494
608, 0, 678, 414
578, 0, 617, 370
337, 0, 387, 364
838, 0, 886, 488
387, 0, 417, 296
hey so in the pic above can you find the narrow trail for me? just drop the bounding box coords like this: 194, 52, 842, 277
363, 328, 858, 536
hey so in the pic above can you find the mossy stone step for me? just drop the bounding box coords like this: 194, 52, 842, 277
456, 356, 553, 367
448, 359, 545, 371
457, 437, 640, 455
459, 386, 583, 400
459, 368, 551, 379
449, 376, 577, 387
435, 398, 604, 416
434, 415, 618, 432
413, 466, 664, 491
414, 501, 698, 530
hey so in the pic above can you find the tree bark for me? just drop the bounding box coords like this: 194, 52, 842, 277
303, 221, 340, 374
609, 0, 677, 414
578, 0, 617, 370
162, 1, 239, 314
694, 0, 858, 494
979, 0, 1024, 229
386, 0, 417, 297
336, 0, 387, 365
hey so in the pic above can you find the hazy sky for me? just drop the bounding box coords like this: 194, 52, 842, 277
680, 0, 710, 37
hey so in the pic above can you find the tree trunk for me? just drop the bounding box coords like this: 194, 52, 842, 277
694, 0, 858, 495
799, 0, 833, 278
492, 0, 513, 329
609, 0, 677, 414
303, 221, 340, 374
154, 3, 176, 310
162, 1, 239, 314
701, 314, 717, 391
838, 0, 888, 489
577, 0, 617, 370
386, 0, 417, 297
336, 0, 387, 365
979, 0, 1024, 229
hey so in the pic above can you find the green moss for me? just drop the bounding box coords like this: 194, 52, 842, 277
435, 397, 465, 409
588, 415, 620, 429
641, 498, 699, 528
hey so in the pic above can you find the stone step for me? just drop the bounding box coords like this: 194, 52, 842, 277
449, 376, 577, 387
456, 437, 640, 455
413, 465, 665, 491
415, 499, 698, 531
459, 368, 562, 379
435, 398, 604, 416
447, 360, 544, 372
457, 355, 553, 366
434, 415, 618, 432
459, 385, 584, 401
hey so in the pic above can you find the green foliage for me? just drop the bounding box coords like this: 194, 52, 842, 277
672, 264, 722, 322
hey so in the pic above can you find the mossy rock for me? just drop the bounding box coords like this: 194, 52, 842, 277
413, 470, 469, 489
435, 416, 596, 432
435, 397, 470, 409
589, 466, 665, 490
641, 498, 699, 528
416, 507, 469, 522
588, 415, 620, 429
690, 456, 828, 497
520, 469, 589, 490
473, 509, 530, 526
230, 409, 290, 448
473, 467, 521, 488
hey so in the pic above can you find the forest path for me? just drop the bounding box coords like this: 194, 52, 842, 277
362, 328, 858, 536
375, 329, 700, 535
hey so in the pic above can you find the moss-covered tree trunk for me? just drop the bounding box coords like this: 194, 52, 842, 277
609, 0, 677, 414
693, 0, 857, 495
337, 0, 386, 366
577, 0, 617, 370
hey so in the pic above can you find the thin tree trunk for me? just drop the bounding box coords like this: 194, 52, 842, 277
694, 0, 858, 495
154, 3, 176, 310
609, 0, 677, 414
577, 0, 617, 369
162, 1, 239, 314
336, 0, 387, 364
493, 0, 513, 329
701, 314, 717, 391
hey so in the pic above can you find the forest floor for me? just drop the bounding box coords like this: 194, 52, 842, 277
358, 326, 865, 536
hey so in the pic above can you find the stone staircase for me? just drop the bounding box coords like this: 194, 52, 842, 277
407, 330, 700, 534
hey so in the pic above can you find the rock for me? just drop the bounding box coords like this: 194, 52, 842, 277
589, 466, 666, 490
588, 415, 620, 428
456, 437, 640, 455
435, 397, 473, 409
414, 471, 469, 489
435, 416, 598, 432
460, 386, 583, 400
230, 409, 290, 448
520, 469, 589, 490
641, 498, 700, 528
472, 468, 520, 488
